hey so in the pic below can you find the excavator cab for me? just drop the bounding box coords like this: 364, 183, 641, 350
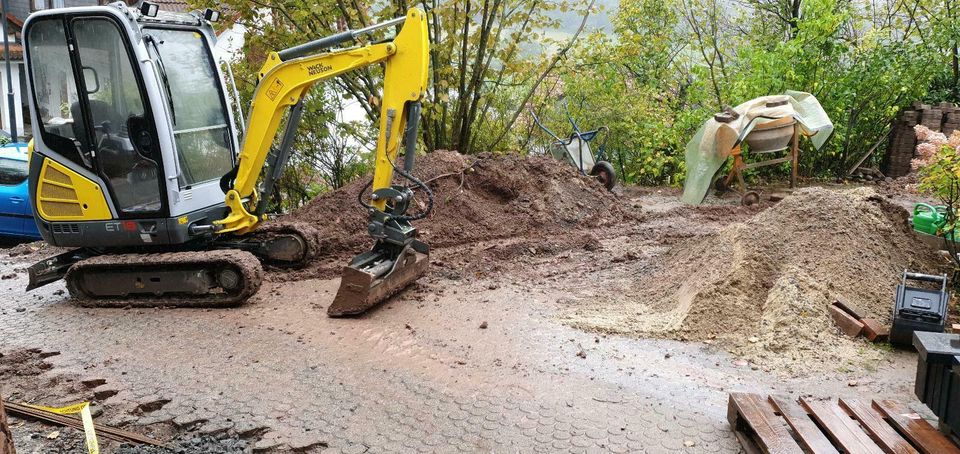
24, 3, 238, 248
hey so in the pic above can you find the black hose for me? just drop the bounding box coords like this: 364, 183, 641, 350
354, 162, 434, 222
357, 178, 374, 210
392, 162, 434, 221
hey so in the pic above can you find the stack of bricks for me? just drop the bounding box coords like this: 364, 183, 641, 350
885, 108, 921, 178
884, 102, 958, 178
943, 102, 960, 136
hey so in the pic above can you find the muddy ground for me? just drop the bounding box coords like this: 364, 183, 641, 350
0, 152, 951, 453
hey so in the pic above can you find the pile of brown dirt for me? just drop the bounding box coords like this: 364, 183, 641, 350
564, 187, 947, 372
280, 150, 639, 277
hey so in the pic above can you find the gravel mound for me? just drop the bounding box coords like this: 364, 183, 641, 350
565, 187, 946, 372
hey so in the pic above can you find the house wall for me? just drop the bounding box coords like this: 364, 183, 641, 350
1, 0, 99, 139
7, 1, 31, 22
8, 0, 100, 19
0, 62, 24, 138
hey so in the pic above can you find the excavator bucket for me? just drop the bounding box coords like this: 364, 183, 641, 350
328, 243, 429, 317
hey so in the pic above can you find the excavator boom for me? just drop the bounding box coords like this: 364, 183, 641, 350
215, 8, 432, 316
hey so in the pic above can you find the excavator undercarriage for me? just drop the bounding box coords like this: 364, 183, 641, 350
28, 221, 316, 306
65, 249, 263, 308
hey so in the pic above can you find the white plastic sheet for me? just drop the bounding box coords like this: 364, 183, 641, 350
680, 91, 833, 205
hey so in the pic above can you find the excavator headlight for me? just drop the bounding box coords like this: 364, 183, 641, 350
203, 9, 221, 22
140, 1, 159, 17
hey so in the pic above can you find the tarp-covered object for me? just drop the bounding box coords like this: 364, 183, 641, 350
681, 91, 833, 205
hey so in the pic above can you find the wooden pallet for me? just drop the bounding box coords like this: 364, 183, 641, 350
728, 393, 960, 454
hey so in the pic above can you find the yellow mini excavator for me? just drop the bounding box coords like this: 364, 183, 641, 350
21, 2, 431, 316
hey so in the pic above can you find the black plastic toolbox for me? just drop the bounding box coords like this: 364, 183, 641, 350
891, 271, 949, 346
913, 332, 960, 420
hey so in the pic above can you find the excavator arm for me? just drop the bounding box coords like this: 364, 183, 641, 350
215, 8, 432, 316
215, 8, 430, 235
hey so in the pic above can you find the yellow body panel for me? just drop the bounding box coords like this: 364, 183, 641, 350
215, 8, 430, 234
370, 8, 430, 210
35, 158, 112, 221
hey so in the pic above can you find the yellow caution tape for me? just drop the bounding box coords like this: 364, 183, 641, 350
22, 401, 99, 454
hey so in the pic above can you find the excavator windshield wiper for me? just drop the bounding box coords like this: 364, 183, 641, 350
144, 35, 177, 126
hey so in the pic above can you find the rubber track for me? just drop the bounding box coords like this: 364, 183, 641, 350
248, 221, 322, 267
65, 250, 263, 308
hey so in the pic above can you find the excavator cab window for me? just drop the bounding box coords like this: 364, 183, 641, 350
25, 18, 92, 168
145, 27, 233, 189
27, 15, 165, 217
72, 17, 162, 215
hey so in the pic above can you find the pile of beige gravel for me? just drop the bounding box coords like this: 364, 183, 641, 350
565, 187, 947, 372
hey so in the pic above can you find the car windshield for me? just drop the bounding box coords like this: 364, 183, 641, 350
147, 28, 233, 188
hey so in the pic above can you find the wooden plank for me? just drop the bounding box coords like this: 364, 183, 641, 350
768, 396, 838, 454
839, 399, 918, 454
861, 318, 890, 342
729, 396, 767, 454
732, 431, 765, 454
801, 398, 885, 454
728, 393, 804, 454
834, 297, 866, 320
873, 399, 960, 454
0, 398, 15, 454
828, 304, 865, 337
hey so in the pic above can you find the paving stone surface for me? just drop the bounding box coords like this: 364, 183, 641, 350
0, 240, 921, 453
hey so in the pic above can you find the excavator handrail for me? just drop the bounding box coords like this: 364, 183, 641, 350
278, 16, 407, 61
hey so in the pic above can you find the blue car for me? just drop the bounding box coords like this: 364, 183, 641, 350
0, 143, 41, 240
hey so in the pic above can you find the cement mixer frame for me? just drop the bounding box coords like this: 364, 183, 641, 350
713, 113, 801, 206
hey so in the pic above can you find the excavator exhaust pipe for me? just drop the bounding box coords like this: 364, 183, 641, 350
328, 242, 429, 317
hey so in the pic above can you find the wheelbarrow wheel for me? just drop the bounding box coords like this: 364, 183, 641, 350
590, 161, 616, 191
713, 174, 729, 194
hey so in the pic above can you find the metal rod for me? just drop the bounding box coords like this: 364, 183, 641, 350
256, 100, 305, 216
5, 401, 165, 446
1, 0, 17, 142
402, 102, 421, 172
224, 60, 245, 138
278, 15, 406, 61
351, 16, 406, 38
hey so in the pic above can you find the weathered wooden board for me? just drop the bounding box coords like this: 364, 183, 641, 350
728, 393, 804, 454
874, 399, 960, 454
768, 396, 838, 454
839, 398, 918, 454
801, 397, 885, 454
